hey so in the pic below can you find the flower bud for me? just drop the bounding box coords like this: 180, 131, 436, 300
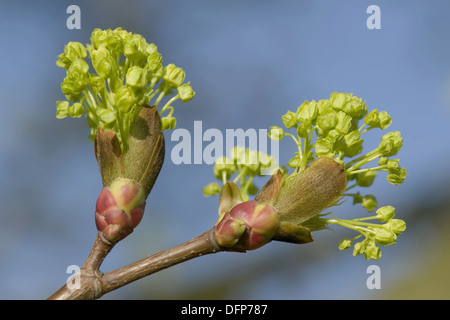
317, 110, 338, 132
379, 131, 403, 156
91, 46, 113, 78
364, 109, 380, 127
296, 123, 309, 138
376, 206, 395, 222
353, 241, 365, 256
314, 137, 335, 158
361, 195, 378, 212
281, 111, 298, 129
287, 156, 301, 169
378, 111, 392, 130
374, 228, 397, 246
97, 109, 116, 127
161, 116, 177, 130
214, 215, 246, 248
56, 101, 70, 119
378, 156, 389, 166
356, 171, 377, 187
214, 200, 280, 251
335, 111, 353, 135
364, 244, 381, 260
214, 157, 236, 181
126, 66, 147, 88
61, 59, 90, 101
95, 178, 146, 243
297, 100, 318, 123
69, 102, 84, 118
203, 182, 221, 197
387, 167, 407, 185
338, 239, 352, 250
147, 51, 162, 73
385, 219, 406, 235
178, 83, 196, 102
330, 92, 367, 119
163, 64, 185, 88
115, 86, 136, 113
341, 130, 364, 157
56, 41, 87, 69
268, 126, 285, 140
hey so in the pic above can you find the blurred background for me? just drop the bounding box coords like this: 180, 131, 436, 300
1, 0, 450, 300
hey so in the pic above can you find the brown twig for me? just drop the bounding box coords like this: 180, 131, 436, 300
82, 233, 116, 271
47, 229, 222, 300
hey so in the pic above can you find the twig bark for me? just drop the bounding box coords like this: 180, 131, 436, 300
47, 229, 222, 300
83, 233, 115, 271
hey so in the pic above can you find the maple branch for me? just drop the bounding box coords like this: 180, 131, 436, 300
47, 229, 222, 300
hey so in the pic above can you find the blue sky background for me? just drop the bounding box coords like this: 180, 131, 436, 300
1, 0, 450, 299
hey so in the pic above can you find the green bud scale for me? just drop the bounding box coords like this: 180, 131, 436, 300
272, 157, 347, 226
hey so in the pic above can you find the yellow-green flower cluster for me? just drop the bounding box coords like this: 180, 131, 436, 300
267, 92, 407, 260
328, 206, 406, 260
56, 28, 195, 150
203, 146, 281, 202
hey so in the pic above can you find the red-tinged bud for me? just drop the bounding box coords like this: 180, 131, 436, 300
214, 215, 246, 248
95, 178, 146, 243
214, 200, 280, 251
